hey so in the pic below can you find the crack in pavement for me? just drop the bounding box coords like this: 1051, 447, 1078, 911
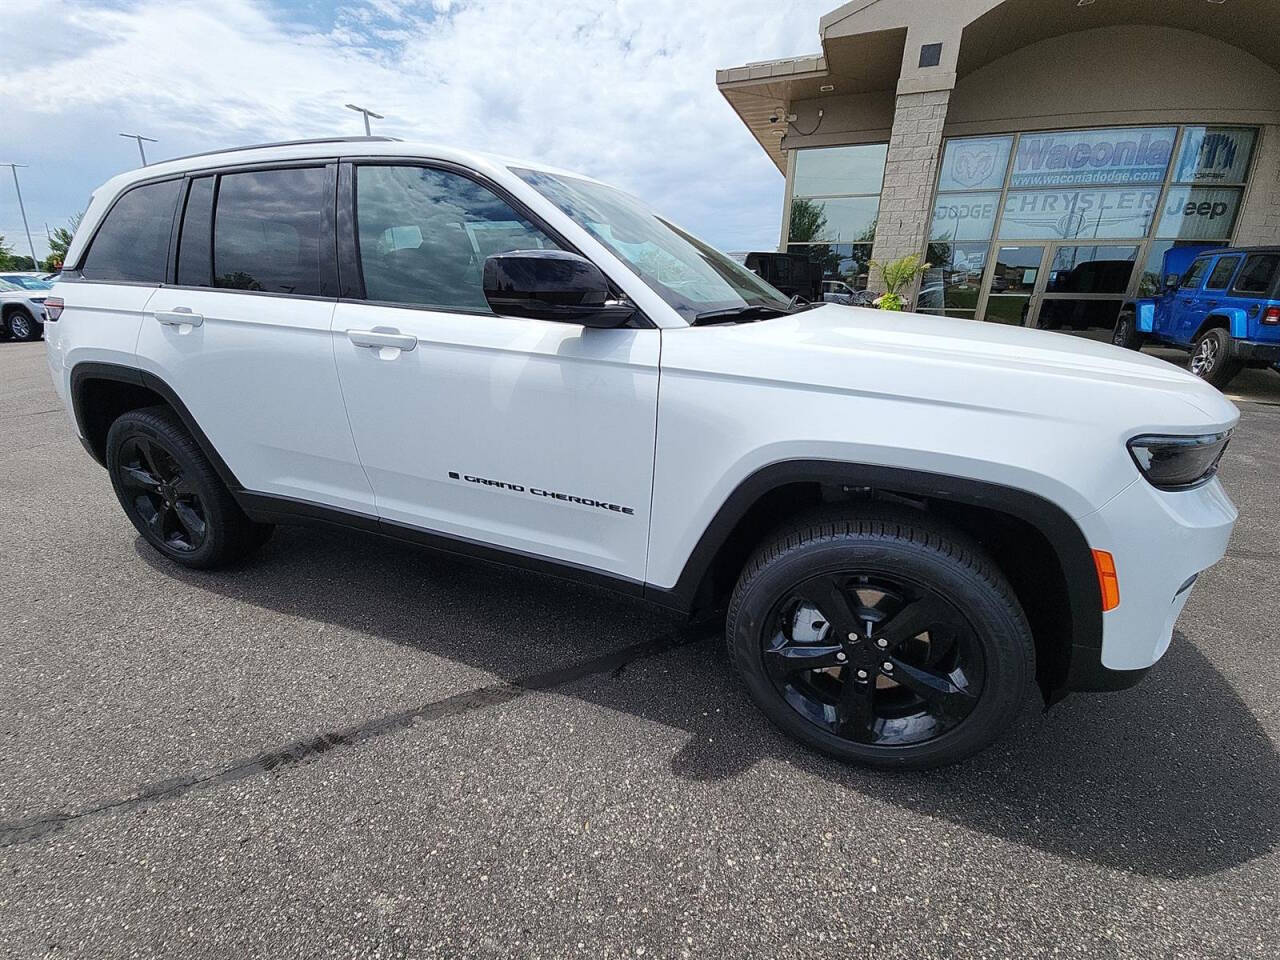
0, 622, 717, 848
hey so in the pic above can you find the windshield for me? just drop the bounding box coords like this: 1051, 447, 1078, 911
0, 275, 53, 291
514, 168, 792, 322
0, 279, 21, 292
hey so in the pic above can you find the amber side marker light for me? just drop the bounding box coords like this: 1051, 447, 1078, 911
1093, 549, 1120, 611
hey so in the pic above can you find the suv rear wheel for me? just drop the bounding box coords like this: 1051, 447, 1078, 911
105, 406, 272, 569
725, 508, 1034, 769
1189, 327, 1243, 390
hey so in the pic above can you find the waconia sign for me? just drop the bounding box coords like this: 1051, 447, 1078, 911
1011, 127, 1177, 188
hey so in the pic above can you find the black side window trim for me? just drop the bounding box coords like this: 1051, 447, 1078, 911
337, 157, 653, 328
73, 175, 184, 280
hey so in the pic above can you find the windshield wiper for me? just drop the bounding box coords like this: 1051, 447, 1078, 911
692, 303, 808, 326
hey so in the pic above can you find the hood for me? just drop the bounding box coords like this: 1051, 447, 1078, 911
664, 304, 1239, 433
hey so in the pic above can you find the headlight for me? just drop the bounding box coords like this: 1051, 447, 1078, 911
1127, 432, 1231, 490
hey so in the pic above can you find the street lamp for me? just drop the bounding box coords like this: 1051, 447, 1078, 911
345, 103, 384, 136
119, 132, 158, 166
1, 162, 40, 272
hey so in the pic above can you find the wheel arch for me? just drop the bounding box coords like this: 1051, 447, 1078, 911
69, 361, 242, 491
1194, 309, 1248, 342
647, 460, 1104, 700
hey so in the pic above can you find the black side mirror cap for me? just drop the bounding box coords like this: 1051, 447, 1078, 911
1165, 273, 1181, 290
483, 249, 636, 328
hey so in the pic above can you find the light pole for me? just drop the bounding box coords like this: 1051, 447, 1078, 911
1, 162, 40, 271
119, 132, 158, 166
345, 103, 384, 136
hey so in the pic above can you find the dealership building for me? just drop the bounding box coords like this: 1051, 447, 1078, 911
717, 0, 1280, 330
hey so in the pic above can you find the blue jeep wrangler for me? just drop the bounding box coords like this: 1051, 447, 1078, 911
1113, 246, 1280, 389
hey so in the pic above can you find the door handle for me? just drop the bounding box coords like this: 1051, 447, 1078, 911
347, 328, 418, 352
154, 308, 204, 327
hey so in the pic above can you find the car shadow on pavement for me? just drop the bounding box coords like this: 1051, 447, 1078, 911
134, 525, 1280, 881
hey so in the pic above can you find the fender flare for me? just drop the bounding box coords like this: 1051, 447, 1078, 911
1121, 298, 1157, 334
68, 361, 244, 492
1195, 308, 1249, 342
647, 459, 1103, 656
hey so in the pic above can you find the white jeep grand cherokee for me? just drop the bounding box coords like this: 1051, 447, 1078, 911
45, 137, 1239, 768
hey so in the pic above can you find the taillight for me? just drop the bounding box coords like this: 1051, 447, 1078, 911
43, 297, 63, 321
1262, 306, 1280, 325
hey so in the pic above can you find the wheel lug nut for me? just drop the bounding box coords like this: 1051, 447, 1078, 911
883, 661, 894, 671
876, 638, 888, 649
856, 669, 868, 679
836, 652, 847, 662
847, 632, 858, 642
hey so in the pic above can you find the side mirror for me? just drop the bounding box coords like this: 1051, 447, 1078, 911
483, 249, 636, 328
1164, 273, 1181, 291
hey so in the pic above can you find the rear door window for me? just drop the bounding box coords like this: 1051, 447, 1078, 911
1232, 254, 1280, 296
1205, 255, 1241, 291
80, 179, 182, 283
213, 167, 329, 295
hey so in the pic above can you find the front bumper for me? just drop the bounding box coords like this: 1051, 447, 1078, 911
1069, 474, 1236, 686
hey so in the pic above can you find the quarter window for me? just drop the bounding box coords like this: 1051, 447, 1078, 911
355, 165, 558, 311
1233, 254, 1280, 295
80, 179, 182, 283
213, 167, 329, 295
1204, 256, 1241, 291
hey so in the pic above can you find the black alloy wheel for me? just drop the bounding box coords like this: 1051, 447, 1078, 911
117, 434, 209, 553
727, 509, 1033, 769
106, 406, 271, 569
763, 572, 983, 747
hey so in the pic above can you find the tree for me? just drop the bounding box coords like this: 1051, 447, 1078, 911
787, 198, 828, 244
44, 212, 83, 272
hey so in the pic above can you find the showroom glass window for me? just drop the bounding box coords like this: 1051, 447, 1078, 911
80, 179, 183, 283
920, 135, 1012, 318
356, 165, 559, 311
786, 143, 888, 292
922, 125, 1258, 329
211, 167, 329, 295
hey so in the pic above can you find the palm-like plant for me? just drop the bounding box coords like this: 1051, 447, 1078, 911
870, 254, 931, 311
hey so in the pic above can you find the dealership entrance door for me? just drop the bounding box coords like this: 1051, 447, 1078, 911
980, 242, 1138, 335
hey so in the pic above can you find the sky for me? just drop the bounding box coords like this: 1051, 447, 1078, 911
0, 0, 833, 263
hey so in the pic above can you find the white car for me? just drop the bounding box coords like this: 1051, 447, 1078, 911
44, 137, 1239, 768
0, 276, 49, 341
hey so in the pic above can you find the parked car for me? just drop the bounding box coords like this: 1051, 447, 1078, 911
0, 277, 47, 341
743, 252, 820, 302
1114, 245, 1280, 389
46, 137, 1238, 769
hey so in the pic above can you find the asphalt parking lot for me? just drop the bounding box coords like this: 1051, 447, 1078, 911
2, 338, 1279, 959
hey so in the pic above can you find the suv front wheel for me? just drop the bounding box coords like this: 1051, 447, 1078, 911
726, 508, 1034, 769
105, 406, 273, 569
4, 308, 41, 342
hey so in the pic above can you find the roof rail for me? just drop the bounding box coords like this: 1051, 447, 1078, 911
162, 135, 403, 165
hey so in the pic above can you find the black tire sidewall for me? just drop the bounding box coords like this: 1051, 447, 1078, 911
106, 410, 241, 567
728, 527, 1032, 769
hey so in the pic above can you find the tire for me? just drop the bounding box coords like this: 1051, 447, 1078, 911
5, 308, 40, 342
725, 507, 1034, 770
1189, 327, 1243, 390
1112, 310, 1143, 350
105, 405, 273, 569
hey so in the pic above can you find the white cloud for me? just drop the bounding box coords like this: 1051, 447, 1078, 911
0, 0, 831, 259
